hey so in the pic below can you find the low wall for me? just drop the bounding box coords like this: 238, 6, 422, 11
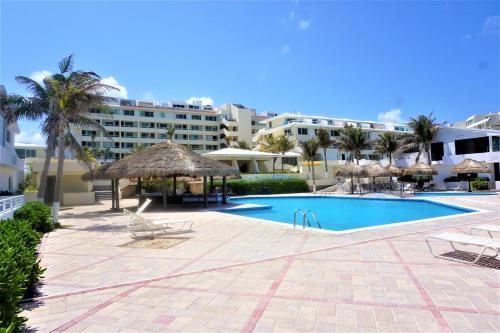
63, 192, 95, 206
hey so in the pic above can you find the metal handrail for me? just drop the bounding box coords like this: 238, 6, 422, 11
304, 210, 322, 229
294, 209, 306, 228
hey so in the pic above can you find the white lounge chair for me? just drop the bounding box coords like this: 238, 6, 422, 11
426, 232, 500, 265
469, 224, 500, 238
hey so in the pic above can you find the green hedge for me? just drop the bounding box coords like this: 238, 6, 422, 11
0, 219, 44, 332
214, 179, 309, 195
471, 179, 488, 190
14, 202, 54, 233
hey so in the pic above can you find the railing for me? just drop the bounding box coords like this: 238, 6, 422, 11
293, 208, 322, 229
0, 195, 25, 221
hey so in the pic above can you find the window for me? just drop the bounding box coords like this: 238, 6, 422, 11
205, 135, 218, 141
492, 136, 500, 152
327, 120, 333, 125
190, 125, 202, 131
205, 125, 218, 132
188, 105, 201, 110
122, 142, 134, 149
141, 133, 155, 139
158, 133, 167, 139
6, 130, 10, 143
123, 110, 135, 116
251, 120, 256, 125
174, 134, 188, 140
455, 137, 489, 155
191, 114, 202, 120
431, 142, 444, 161
140, 122, 155, 128
176, 114, 187, 119
175, 124, 187, 130
232, 126, 238, 131
205, 145, 218, 150
121, 132, 137, 138
82, 130, 97, 137
284, 129, 292, 135
140, 111, 154, 117
298, 128, 308, 135
173, 104, 185, 109
205, 115, 217, 121
121, 121, 135, 127
331, 130, 340, 137
312, 119, 320, 124
282, 156, 298, 166
109, 131, 120, 137
189, 134, 201, 140
190, 144, 203, 150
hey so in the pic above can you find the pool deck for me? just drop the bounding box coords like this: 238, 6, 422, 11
22, 194, 500, 332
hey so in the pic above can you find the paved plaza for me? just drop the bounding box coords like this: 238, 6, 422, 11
22, 195, 500, 332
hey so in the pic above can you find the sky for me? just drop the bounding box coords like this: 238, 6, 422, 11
1, 0, 499, 144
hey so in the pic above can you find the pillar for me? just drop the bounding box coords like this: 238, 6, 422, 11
203, 176, 208, 206
222, 176, 227, 204
115, 179, 120, 210
111, 179, 115, 210
173, 176, 177, 196
137, 177, 142, 205
210, 176, 214, 193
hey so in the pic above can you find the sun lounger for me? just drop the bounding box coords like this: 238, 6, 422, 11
469, 224, 500, 238
426, 232, 500, 265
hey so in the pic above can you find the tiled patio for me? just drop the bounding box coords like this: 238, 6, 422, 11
22, 195, 500, 332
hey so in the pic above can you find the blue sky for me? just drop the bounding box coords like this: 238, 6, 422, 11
1, 1, 498, 144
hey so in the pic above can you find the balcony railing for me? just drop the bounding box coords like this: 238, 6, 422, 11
0, 195, 25, 221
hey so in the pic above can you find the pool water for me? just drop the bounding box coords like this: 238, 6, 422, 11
225, 196, 475, 232
415, 192, 497, 197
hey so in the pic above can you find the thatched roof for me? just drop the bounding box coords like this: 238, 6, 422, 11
385, 165, 403, 176
81, 163, 113, 181
363, 163, 387, 177
450, 159, 490, 174
104, 140, 240, 179
404, 162, 437, 176
336, 162, 364, 176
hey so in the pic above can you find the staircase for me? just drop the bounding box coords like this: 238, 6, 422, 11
93, 185, 112, 201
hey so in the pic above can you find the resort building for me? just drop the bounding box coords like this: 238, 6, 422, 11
0, 85, 24, 194
71, 98, 271, 162
453, 112, 500, 130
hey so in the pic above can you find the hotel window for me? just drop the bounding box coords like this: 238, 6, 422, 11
6, 130, 11, 143
140, 111, 154, 117
284, 128, 292, 135
158, 133, 167, 139
327, 120, 333, 125
140, 122, 155, 128
121, 132, 137, 138
190, 144, 203, 150
141, 133, 155, 139
282, 157, 298, 166
122, 142, 134, 149
205, 145, 218, 150
492, 136, 500, 152
205, 125, 218, 132
251, 120, 256, 125
173, 104, 185, 109
89, 109, 101, 114
191, 114, 202, 120
175, 124, 187, 130
188, 105, 201, 110
174, 134, 188, 140
298, 128, 308, 135
312, 119, 320, 124
205, 115, 217, 121
103, 142, 114, 148
190, 125, 202, 131
175, 114, 187, 119
431, 142, 444, 161
455, 137, 489, 155
206, 135, 218, 141
110, 131, 120, 137
121, 121, 135, 127
123, 110, 135, 116
189, 134, 200, 140
82, 130, 97, 137
159, 112, 165, 118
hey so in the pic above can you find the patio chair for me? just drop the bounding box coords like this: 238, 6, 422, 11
426, 232, 500, 265
469, 224, 500, 238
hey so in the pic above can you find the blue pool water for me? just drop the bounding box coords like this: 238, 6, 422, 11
224, 196, 475, 232
415, 192, 497, 197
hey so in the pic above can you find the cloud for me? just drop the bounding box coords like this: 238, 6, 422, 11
29, 70, 51, 84
281, 44, 291, 54
15, 130, 46, 145
289, 11, 295, 20
462, 33, 472, 40
377, 109, 404, 124
186, 96, 214, 106
483, 15, 499, 35
299, 19, 311, 30
100, 76, 128, 98
142, 91, 155, 101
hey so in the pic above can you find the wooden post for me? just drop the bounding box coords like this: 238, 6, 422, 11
111, 179, 115, 210
173, 176, 177, 196
162, 178, 167, 208
222, 176, 227, 204
203, 176, 208, 206
210, 176, 214, 193
137, 176, 142, 205
115, 179, 120, 210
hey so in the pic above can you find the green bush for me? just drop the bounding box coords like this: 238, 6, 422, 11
214, 179, 309, 195
14, 202, 54, 233
0, 219, 44, 332
471, 179, 488, 190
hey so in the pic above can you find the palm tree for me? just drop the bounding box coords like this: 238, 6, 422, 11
335, 125, 370, 164
166, 127, 175, 140
301, 139, 319, 193
274, 134, 295, 171
375, 132, 400, 165
399, 113, 441, 165
237, 140, 251, 150
315, 128, 332, 174
257, 134, 279, 171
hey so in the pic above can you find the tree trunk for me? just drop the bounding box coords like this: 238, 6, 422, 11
272, 157, 276, 172
350, 173, 354, 194
323, 149, 328, 172
37, 131, 56, 202
281, 153, 284, 172
389, 153, 392, 166
52, 121, 66, 223
426, 147, 432, 166
311, 163, 316, 193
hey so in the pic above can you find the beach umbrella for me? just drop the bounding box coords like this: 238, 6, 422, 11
364, 163, 388, 192
450, 159, 490, 192
384, 165, 402, 193
336, 162, 364, 194
404, 162, 437, 176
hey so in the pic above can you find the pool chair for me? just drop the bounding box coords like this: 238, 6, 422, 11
469, 224, 500, 238
425, 232, 500, 265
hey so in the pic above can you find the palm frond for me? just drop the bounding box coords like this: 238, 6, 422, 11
58, 54, 74, 74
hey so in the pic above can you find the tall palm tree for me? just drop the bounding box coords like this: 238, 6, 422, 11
257, 134, 279, 171
375, 132, 400, 165
301, 139, 319, 193
166, 127, 175, 140
315, 128, 332, 173
335, 125, 370, 164
274, 134, 295, 171
399, 113, 441, 165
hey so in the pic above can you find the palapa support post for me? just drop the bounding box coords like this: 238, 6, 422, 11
222, 176, 227, 204
173, 176, 177, 196
115, 179, 120, 210
162, 178, 167, 208
210, 176, 214, 193
111, 179, 116, 210
137, 176, 142, 205
203, 176, 208, 206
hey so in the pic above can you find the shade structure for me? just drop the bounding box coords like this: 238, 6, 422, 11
336, 162, 364, 194
105, 140, 240, 179
81, 163, 113, 181
363, 163, 388, 177
384, 165, 403, 177
450, 159, 490, 174
404, 162, 437, 176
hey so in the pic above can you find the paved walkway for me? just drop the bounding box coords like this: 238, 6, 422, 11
22, 195, 500, 332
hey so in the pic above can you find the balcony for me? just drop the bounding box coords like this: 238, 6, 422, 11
0, 146, 24, 171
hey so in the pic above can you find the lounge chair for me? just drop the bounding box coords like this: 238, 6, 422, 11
469, 224, 500, 238
426, 232, 500, 265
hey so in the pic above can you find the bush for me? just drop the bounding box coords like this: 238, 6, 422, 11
444, 176, 461, 182
214, 179, 309, 195
14, 202, 54, 233
0, 219, 44, 332
471, 179, 488, 190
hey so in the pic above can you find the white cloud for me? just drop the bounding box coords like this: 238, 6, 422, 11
299, 19, 311, 30
186, 96, 214, 106
377, 109, 404, 124
15, 130, 46, 145
100, 76, 128, 98
483, 15, 499, 35
142, 91, 155, 101
29, 70, 51, 84
281, 44, 291, 54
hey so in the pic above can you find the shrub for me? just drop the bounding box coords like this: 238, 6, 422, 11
214, 179, 309, 195
0, 219, 44, 332
471, 179, 488, 190
444, 176, 461, 182
14, 202, 54, 233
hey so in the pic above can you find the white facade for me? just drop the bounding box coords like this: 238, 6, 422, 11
0, 85, 24, 193
453, 112, 500, 130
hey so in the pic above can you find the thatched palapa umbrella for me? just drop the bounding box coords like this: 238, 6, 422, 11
404, 162, 437, 176
364, 163, 387, 192
384, 165, 402, 193
336, 162, 364, 194
450, 159, 489, 192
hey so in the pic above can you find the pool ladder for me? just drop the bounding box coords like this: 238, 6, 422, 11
293, 209, 322, 229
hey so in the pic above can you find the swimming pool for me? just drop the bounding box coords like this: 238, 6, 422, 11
223, 196, 476, 232
415, 192, 497, 197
